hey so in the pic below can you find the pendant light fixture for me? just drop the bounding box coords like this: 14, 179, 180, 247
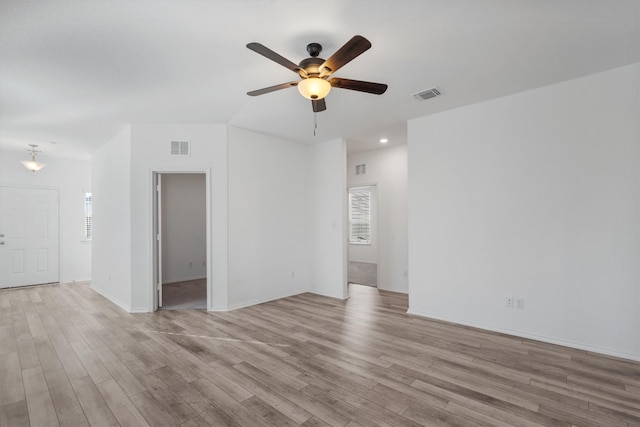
21, 144, 46, 172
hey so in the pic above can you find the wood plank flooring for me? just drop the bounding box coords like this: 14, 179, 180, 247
162, 280, 207, 310
1, 282, 639, 426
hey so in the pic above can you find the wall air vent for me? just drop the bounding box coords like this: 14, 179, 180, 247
355, 164, 366, 175
171, 140, 190, 156
412, 88, 441, 101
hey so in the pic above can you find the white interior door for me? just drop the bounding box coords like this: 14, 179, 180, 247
0, 186, 60, 288
154, 174, 163, 308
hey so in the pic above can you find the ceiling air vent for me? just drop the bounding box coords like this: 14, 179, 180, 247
171, 140, 190, 156
355, 164, 366, 175
412, 88, 441, 101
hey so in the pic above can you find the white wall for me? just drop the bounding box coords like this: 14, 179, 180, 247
310, 138, 348, 299
408, 63, 640, 360
0, 147, 92, 284
91, 126, 132, 309
227, 127, 310, 308
92, 124, 351, 312
161, 173, 206, 284
130, 123, 228, 312
348, 145, 408, 293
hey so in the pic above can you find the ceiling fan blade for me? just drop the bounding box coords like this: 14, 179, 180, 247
247, 82, 298, 96
312, 98, 326, 112
329, 78, 388, 95
319, 35, 371, 76
247, 42, 305, 76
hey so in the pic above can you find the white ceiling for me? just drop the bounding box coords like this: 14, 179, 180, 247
1, 0, 638, 158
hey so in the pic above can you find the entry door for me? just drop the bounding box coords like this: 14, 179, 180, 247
0, 187, 60, 288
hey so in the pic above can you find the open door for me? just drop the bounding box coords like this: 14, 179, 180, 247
153, 173, 163, 308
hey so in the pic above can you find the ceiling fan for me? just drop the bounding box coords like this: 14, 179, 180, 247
246, 35, 388, 112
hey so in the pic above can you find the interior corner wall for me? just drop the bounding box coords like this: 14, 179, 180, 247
92, 123, 349, 313
227, 127, 310, 309
91, 126, 132, 310
161, 173, 207, 284
348, 145, 408, 293
309, 138, 348, 299
130, 123, 228, 312
0, 148, 92, 284
408, 63, 640, 360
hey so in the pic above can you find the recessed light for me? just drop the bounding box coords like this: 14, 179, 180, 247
379, 138, 389, 144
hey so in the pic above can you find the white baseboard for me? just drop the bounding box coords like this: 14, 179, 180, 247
407, 308, 640, 362
91, 284, 150, 313
310, 289, 349, 300
376, 285, 408, 294
215, 289, 311, 312
90, 285, 131, 313
60, 280, 91, 285
60, 279, 92, 285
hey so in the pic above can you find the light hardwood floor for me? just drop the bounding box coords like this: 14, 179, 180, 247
162, 280, 207, 310
1, 282, 639, 426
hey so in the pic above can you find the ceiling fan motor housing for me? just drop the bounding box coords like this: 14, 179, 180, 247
298, 57, 325, 78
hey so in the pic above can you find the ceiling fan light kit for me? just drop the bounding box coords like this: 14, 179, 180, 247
297, 77, 331, 100
247, 35, 387, 112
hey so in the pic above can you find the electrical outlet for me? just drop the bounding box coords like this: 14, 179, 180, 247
506, 297, 514, 308
188, 261, 192, 268
291, 271, 295, 279
516, 298, 525, 309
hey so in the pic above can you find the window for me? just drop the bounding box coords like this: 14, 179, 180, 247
349, 187, 372, 244
84, 192, 92, 241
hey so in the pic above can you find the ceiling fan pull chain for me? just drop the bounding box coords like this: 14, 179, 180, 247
313, 113, 318, 136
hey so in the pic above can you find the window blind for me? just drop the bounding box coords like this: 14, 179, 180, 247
84, 192, 92, 240
349, 188, 371, 243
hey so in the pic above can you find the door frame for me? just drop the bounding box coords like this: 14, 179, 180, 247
347, 183, 379, 288
150, 169, 211, 311
0, 185, 61, 288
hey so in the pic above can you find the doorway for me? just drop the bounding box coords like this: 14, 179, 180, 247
153, 173, 208, 310
0, 186, 60, 288
347, 185, 378, 287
